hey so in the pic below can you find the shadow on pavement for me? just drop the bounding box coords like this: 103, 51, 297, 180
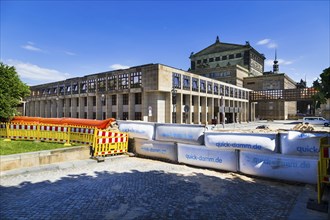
0, 169, 305, 219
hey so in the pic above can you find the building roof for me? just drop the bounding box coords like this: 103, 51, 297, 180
190, 36, 265, 59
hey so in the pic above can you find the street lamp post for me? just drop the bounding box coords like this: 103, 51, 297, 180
101, 94, 105, 120
171, 88, 177, 123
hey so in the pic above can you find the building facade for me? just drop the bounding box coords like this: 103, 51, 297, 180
26, 64, 251, 124
189, 36, 265, 87
244, 73, 297, 120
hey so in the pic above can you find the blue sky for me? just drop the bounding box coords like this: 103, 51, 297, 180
1, 0, 329, 86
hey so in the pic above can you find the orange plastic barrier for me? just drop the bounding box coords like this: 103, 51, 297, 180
11, 116, 115, 129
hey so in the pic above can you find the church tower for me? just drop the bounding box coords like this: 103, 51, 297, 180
273, 50, 279, 73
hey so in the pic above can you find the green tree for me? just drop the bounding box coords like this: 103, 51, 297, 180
0, 62, 30, 121
312, 67, 330, 109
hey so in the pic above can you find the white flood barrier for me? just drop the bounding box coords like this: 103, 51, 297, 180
280, 131, 329, 157
118, 121, 155, 140
134, 138, 177, 162
177, 143, 238, 172
239, 151, 318, 184
204, 132, 278, 153
155, 124, 205, 145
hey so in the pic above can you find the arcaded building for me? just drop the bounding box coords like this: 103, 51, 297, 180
26, 64, 251, 124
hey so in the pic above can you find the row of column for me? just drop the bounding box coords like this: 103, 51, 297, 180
26, 92, 250, 124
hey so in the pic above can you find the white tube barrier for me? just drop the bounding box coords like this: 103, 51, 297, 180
280, 131, 329, 157
134, 138, 177, 162
239, 151, 318, 184
118, 121, 155, 140
205, 132, 278, 153
177, 143, 238, 172
155, 123, 205, 145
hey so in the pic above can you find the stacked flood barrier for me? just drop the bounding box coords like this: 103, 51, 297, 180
118, 120, 329, 184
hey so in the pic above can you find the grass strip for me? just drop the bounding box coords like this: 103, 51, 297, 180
0, 139, 78, 155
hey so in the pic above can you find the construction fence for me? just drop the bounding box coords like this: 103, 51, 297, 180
317, 138, 330, 204
0, 122, 128, 157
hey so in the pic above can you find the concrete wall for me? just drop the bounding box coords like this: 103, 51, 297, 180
0, 146, 90, 172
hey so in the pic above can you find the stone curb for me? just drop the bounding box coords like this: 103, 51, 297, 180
0, 154, 129, 177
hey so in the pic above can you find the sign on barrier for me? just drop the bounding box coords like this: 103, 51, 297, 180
118, 121, 155, 140
92, 129, 128, 157
205, 132, 278, 153
178, 143, 238, 172
239, 151, 318, 184
70, 127, 95, 145
155, 123, 205, 145
134, 138, 177, 162
0, 123, 7, 138
39, 125, 69, 143
280, 131, 329, 156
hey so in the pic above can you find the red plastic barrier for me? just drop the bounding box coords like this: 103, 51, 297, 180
11, 116, 115, 129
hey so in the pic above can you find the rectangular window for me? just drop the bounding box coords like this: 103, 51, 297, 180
135, 93, 142, 104
229, 54, 234, 59
59, 86, 64, 95
108, 75, 117, 91
183, 75, 190, 90
192, 78, 198, 91
93, 112, 96, 119
135, 112, 142, 120
215, 57, 220, 61
203, 59, 207, 63
236, 53, 242, 58
222, 55, 227, 60
88, 79, 96, 92
84, 97, 87, 106
225, 87, 229, 96
220, 85, 224, 95
66, 85, 71, 94
207, 82, 212, 94
112, 112, 117, 118
72, 84, 78, 94
123, 94, 129, 105
69, 99, 72, 107
76, 98, 79, 107
123, 112, 128, 120
84, 112, 87, 119
172, 73, 181, 89
214, 84, 219, 95
197, 60, 201, 64
53, 87, 57, 94
209, 58, 214, 62
200, 80, 206, 93
130, 72, 142, 88
119, 74, 129, 89
80, 81, 87, 93
93, 96, 96, 106
112, 95, 117, 105
97, 77, 106, 92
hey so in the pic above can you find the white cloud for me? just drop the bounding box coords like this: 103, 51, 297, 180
65, 51, 76, 56
6, 59, 70, 84
257, 39, 270, 45
21, 42, 43, 52
109, 64, 130, 70
256, 39, 278, 49
267, 43, 278, 49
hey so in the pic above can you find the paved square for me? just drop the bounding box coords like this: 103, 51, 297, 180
0, 157, 321, 219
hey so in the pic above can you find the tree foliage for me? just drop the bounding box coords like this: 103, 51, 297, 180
0, 62, 30, 121
312, 67, 330, 109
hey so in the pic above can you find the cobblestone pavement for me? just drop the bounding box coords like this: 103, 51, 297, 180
0, 157, 323, 219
